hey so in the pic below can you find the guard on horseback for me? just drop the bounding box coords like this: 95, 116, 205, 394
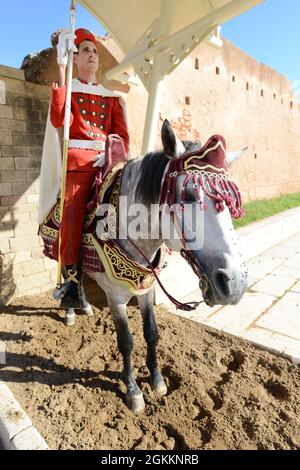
38, 28, 129, 310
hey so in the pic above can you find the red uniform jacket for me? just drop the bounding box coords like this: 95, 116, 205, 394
50, 81, 129, 171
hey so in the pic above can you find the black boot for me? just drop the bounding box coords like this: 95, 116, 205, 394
60, 264, 84, 309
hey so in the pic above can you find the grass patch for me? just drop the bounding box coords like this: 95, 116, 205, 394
233, 192, 300, 229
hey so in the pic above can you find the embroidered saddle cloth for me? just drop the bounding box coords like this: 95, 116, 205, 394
39, 135, 165, 295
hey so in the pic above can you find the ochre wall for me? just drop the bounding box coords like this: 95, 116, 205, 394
125, 38, 300, 201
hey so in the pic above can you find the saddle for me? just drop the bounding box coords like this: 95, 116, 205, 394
39, 135, 165, 294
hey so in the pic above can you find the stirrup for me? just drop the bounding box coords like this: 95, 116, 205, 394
66, 269, 79, 284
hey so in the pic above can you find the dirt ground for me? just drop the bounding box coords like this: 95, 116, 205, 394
0, 278, 300, 450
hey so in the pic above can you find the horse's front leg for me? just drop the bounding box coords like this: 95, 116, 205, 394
107, 297, 145, 415
138, 289, 167, 397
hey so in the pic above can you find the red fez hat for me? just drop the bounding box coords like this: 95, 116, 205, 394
74, 28, 97, 47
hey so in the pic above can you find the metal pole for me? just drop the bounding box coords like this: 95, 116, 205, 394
56, 0, 77, 287
141, 0, 173, 154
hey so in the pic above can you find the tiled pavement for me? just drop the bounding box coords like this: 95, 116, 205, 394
167, 231, 300, 364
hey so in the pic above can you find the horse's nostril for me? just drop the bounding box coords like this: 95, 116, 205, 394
214, 270, 231, 297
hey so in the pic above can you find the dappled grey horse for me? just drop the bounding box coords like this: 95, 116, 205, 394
67, 120, 248, 414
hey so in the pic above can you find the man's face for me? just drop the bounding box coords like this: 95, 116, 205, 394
74, 39, 99, 75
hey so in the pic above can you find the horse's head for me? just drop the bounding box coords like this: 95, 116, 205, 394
160, 120, 248, 306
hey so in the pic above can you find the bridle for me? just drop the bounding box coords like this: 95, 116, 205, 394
127, 136, 245, 311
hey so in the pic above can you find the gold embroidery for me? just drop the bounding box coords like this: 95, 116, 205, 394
82, 233, 94, 246
53, 202, 61, 225
184, 140, 228, 175
92, 236, 162, 295
41, 225, 58, 239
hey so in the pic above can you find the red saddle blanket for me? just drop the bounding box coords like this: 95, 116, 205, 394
39, 134, 127, 272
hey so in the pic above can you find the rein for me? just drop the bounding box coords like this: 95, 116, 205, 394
126, 236, 202, 311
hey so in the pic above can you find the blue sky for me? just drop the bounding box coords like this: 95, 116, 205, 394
0, 0, 299, 94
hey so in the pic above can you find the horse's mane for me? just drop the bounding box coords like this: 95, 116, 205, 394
135, 140, 201, 206
135, 151, 169, 206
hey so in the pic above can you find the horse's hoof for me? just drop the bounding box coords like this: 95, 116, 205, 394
153, 380, 168, 397
82, 304, 93, 317
126, 392, 145, 415
65, 310, 75, 326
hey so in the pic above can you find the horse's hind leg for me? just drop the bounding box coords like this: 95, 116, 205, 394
107, 297, 145, 415
138, 289, 167, 397
65, 308, 76, 326
80, 283, 93, 317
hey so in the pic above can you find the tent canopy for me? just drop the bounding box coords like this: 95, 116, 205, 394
77, 0, 264, 152
78, 0, 262, 54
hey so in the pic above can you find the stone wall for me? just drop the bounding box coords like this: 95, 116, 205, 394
0, 65, 56, 304
125, 38, 300, 202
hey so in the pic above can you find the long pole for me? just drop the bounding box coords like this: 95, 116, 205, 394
141, 0, 173, 154
56, 0, 77, 288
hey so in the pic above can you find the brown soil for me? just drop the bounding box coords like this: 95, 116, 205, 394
0, 279, 300, 450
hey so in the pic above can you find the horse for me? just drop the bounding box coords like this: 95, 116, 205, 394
64, 120, 248, 414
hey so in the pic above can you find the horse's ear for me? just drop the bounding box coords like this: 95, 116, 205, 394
225, 146, 248, 167
161, 119, 185, 158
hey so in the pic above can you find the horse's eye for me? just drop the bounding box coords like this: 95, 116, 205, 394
184, 191, 196, 203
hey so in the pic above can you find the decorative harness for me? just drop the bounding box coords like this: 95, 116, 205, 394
155, 134, 245, 310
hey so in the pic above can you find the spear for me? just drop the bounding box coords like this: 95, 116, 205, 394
56, 0, 77, 289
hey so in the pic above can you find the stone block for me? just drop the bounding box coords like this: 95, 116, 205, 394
0, 183, 12, 196
12, 250, 32, 263
251, 274, 295, 298
26, 194, 39, 203
13, 133, 44, 147
0, 158, 15, 171
30, 246, 44, 259
13, 95, 34, 108
13, 108, 27, 120
1, 145, 27, 157
15, 286, 41, 297
27, 147, 43, 158
202, 292, 276, 332
15, 271, 50, 290
10, 426, 49, 450
15, 158, 40, 170
0, 381, 32, 450
0, 104, 13, 119
26, 122, 46, 134
26, 170, 40, 182
0, 171, 25, 183
9, 235, 40, 252
0, 118, 26, 132
21, 259, 45, 275
11, 181, 36, 196
13, 203, 37, 214
0, 65, 24, 80
0, 129, 13, 145
13, 221, 37, 236
256, 292, 300, 340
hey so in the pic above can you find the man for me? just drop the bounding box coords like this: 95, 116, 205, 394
41, 28, 129, 309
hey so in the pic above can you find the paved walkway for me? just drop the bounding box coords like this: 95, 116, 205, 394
167, 231, 300, 364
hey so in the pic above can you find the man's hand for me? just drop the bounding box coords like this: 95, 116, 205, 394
92, 153, 106, 168
56, 30, 78, 65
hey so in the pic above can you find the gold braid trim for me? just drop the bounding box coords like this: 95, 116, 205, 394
84, 162, 125, 229
40, 225, 59, 239
92, 236, 162, 295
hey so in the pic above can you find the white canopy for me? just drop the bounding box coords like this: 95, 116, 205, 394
77, 0, 264, 152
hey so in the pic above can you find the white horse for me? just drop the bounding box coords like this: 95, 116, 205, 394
67, 120, 248, 414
